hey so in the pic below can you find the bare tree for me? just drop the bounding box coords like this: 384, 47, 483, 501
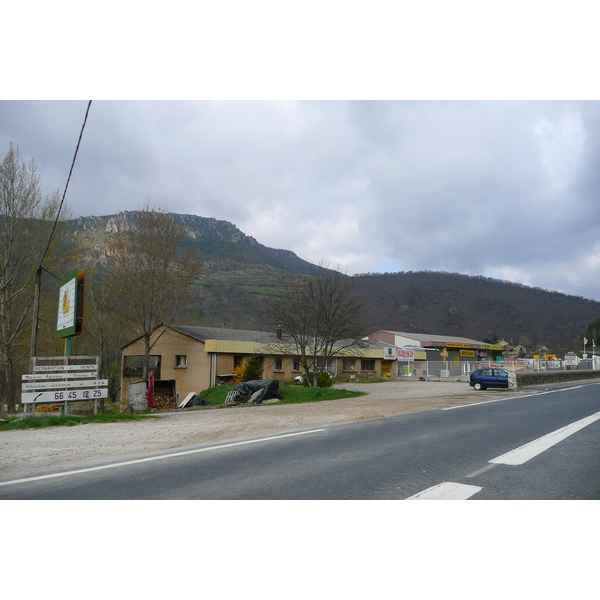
264, 263, 370, 386
72, 269, 129, 405
0, 144, 63, 412
109, 206, 202, 381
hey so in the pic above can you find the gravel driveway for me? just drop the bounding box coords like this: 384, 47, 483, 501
1, 380, 522, 481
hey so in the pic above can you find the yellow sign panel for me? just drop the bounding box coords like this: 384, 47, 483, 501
446, 343, 471, 348
482, 345, 502, 350
460, 349, 476, 357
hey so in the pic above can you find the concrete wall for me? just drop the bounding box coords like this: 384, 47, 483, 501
516, 369, 600, 387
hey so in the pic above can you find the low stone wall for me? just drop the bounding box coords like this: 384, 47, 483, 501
516, 369, 600, 387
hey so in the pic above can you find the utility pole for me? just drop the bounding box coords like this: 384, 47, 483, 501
29, 265, 42, 369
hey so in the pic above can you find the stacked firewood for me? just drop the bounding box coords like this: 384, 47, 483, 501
152, 389, 176, 410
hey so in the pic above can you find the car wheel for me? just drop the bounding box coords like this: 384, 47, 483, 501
473, 382, 484, 391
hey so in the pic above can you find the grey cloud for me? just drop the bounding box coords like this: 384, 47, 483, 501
2, 100, 600, 300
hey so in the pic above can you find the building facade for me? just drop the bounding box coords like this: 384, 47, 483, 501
121, 324, 386, 406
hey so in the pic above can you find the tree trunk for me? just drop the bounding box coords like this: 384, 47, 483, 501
0, 292, 15, 412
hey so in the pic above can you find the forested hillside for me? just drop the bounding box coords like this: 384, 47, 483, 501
350, 271, 600, 350
66, 212, 600, 351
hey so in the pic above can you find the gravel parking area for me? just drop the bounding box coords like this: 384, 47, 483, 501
1, 380, 524, 481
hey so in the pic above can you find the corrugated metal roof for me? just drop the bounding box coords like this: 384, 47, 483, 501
378, 330, 489, 346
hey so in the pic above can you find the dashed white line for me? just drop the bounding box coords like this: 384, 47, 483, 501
407, 409, 600, 498
405, 481, 482, 500
442, 395, 529, 410
489, 411, 600, 466
442, 383, 599, 411
0, 429, 325, 487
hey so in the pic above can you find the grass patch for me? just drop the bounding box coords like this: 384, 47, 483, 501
276, 385, 364, 404
198, 383, 365, 406
0, 412, 159, 431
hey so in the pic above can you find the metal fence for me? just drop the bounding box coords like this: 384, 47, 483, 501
395, 358, 600, 379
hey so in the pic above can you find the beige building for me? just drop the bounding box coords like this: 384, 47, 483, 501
121, 324, 386, 407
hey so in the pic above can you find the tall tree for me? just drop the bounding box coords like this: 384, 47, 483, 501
0, 144, 62, 411
72, 269, 129, 405
264, 264, 370, 386
109, 206, 202, 381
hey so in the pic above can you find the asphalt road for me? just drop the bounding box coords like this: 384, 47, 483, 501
2, 382, 599, 499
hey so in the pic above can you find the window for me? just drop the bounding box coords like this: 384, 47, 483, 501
175, 355, 187, 368
123, 355, 161, 379
274, 357, 283, 372
361, 359, 375, 371
233, 355, 243, 369
316, 358, 334, 371
342, 358, 356, 371
292, 359, 300, 372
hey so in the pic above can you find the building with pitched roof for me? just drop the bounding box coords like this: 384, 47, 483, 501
121, 324, 388, 407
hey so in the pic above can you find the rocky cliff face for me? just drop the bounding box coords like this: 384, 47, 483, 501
66, 211, 315, 274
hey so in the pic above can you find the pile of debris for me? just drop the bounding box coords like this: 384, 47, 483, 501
178, 393, 209, 408
224, 379, 283, 406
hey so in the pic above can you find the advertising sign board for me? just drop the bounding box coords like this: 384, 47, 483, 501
56, 270, 85, 338
397, 349, 415, 360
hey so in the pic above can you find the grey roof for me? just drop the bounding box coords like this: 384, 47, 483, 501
171, 324, 387, 351
379, 330, 490, 346
170, 324, 276, 344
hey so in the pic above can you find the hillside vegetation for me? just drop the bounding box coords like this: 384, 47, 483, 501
66, 212, 600, 350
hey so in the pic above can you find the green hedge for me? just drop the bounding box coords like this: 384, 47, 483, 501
516, 369, 600, 387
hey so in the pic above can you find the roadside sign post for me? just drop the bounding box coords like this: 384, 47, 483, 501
54, 269, 85, 414
22, 356, 107, 416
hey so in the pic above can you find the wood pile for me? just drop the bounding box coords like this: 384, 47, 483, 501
152, 389, 176, 410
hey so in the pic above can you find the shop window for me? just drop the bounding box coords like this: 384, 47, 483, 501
361, 359, 375, 371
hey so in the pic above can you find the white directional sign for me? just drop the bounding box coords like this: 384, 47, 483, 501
22, 389, 108, 404
22, 379, 108, 391
22, 372, 98, 381
22, 356, 106, 409
34, 364, 97, 372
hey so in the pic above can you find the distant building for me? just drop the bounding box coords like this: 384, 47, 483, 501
367, 330, 504, 363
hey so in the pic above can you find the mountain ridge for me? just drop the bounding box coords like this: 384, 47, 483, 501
65, 211, 600, 350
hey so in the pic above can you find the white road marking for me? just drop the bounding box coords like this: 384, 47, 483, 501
0, 429, 325, 487
489, 411, 600, 466
442, 383, 598, 410
442, 396, 523, 410
405, 481, 482, 500
466, 463, 497, 478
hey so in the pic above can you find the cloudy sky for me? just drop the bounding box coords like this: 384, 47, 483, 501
2, 100, 600, 300
2, 3, 599, 302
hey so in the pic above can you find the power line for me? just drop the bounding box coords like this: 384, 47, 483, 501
30, 101, 92, 362
40, 100, 92, 267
